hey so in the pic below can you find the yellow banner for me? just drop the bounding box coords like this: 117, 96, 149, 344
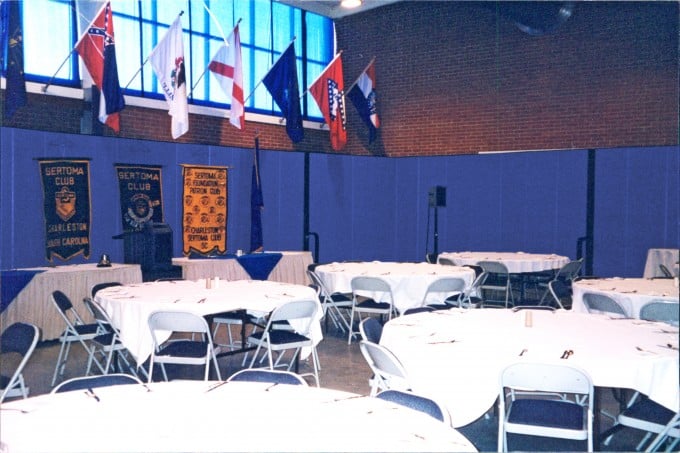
181, 165, 228, 255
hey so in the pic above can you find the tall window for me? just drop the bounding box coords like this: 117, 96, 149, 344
17, 0, 333, 120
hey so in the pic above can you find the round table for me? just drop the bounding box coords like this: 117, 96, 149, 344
572, 277, 679, 318
314, 261, 475, 313
437, 251, 569, 274
380, 308, 679, 428
0, 380, 477, 452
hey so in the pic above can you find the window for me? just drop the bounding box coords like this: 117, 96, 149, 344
15, 0, 333, 120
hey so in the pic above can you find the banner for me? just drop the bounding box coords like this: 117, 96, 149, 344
181, 165, 228, 255
39, 159, 91, 262
115, 164, 164, 231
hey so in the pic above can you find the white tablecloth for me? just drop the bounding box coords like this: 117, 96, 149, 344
437, 251, 569, 274
172, 251, 313, 285
95, 279, 321, 363
643, 248, 679, 278
0, 380, 476, 452
0, 263, 143, 340
314, 261, 475, 313
572, 278, 679, 318
381, 309, 679, 428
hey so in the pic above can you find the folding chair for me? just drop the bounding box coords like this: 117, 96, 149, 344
0, 322, 40, 402
246, 299, 321, 387
348, 276, 396, 344
359, 317, 383, 343
582, 292, 630, 318
147, 310, 222, 382
421, 276, 466, 310
359, 340, 410, 396
227, 368, 308, 386
498, 362, 594, 452
639, 301, 679, 326
376, 389, 451, 425
547, 279, 573, 310
51, 373, 143, 394
307, 268, 351, 333
51, 290, 106, 386
478, 261, 515, 308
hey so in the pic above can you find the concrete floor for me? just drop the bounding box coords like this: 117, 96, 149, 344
6, 317, 654, 452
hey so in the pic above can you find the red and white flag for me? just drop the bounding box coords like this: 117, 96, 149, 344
208, 24, 245, 130
74, 1, 125, 132
149, 15, 189, 139
309, 53, 347, 151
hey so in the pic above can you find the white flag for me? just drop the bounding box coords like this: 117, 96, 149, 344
149, 15, 189, 139
208, 24, 245, 129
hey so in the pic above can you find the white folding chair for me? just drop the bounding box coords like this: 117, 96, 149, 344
0, 322, 40, 402
582, 292, 631, 318
359, 340, 410, 396
421, 276, 466, 309
639, 301, 679, 326
478, 261, 515, 308
51, 373, 143, 394
498, 362, 594, 452
307, 268, 352, 333
147, 310, 222, 383
246, 299, 321, 387
348, 276, 396, 344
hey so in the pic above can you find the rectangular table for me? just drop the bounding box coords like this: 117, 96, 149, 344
172, 251, 313, 285
0, 263, 142, 340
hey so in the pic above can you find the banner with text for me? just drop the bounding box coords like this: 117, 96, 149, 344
115, 164, 164, 231
181, 165, 228, 255
39, 159, 91, 262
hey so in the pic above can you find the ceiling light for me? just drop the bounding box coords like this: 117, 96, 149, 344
340, 0, 362, 9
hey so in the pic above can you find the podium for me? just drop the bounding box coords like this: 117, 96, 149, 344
113, 222, 182, 282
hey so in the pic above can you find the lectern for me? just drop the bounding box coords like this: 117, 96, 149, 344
113, 222, 182, 281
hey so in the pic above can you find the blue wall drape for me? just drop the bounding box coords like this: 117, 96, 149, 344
1, 127, 677, 277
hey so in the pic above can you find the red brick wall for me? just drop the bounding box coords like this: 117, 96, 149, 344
2, 1, 677, 157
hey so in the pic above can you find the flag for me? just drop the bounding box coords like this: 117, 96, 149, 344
250, 137, 264, 252
149, 15, 189, 139
1, 0, 27, 118
208, 24, 245, 130
262, 42, 303, 143
347, 58, 380, 143
74, 2, 125, 132
309, 53, 347, 151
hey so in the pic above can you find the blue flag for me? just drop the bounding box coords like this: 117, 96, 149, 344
262, 42, 304, 143
1, 0, 27, 118
250, 137, 264, 252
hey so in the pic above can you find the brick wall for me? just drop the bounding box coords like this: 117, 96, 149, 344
2, 1, 677, 157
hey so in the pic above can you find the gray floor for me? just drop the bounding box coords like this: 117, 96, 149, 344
8, 318, 653, 452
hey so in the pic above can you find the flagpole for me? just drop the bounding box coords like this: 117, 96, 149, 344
299, 50, 343, 99
242, 37, 296, 105
42, 1, 110, 93
345, 56, 376, 93
189, 16, 242, 96
123, 10, 184, 90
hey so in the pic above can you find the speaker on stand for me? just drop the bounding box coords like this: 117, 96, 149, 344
427, 186, 446, 263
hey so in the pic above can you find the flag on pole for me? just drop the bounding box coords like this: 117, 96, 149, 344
262, 42, 304, 143
1, 0, 27, 118
347, 58, 380, 143
250, 137, 264, 253
74, 2, 125, 132
309, 53, 347, 151
149, 14, 189, 139
208, 24, 244, 129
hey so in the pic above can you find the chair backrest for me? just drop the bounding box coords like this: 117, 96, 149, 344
501, 362, 593, 399
351, 276, 392, 293
52, 290, 87, 327
548, 279, 573, 310
359, 317, 383, 343
51, 373, 142, 393
437, 257, 455, 266
91, 281, 122, 298
463, 264, 484, 277
84, 298, 117, 331
376, 389, 450, 425
267, 299, 319, 336
639, 301, 679, 325
582, 293, 630, 317
359, 340, 409, 389
0, 322, 40, 403
227, 369, 308, 386
402, 306, 435, 316
554, 259, 583, 282
306, 269, 332, 300
422, 277, 466, 304
478, 261, 510, 277
148, 310, 211, 335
